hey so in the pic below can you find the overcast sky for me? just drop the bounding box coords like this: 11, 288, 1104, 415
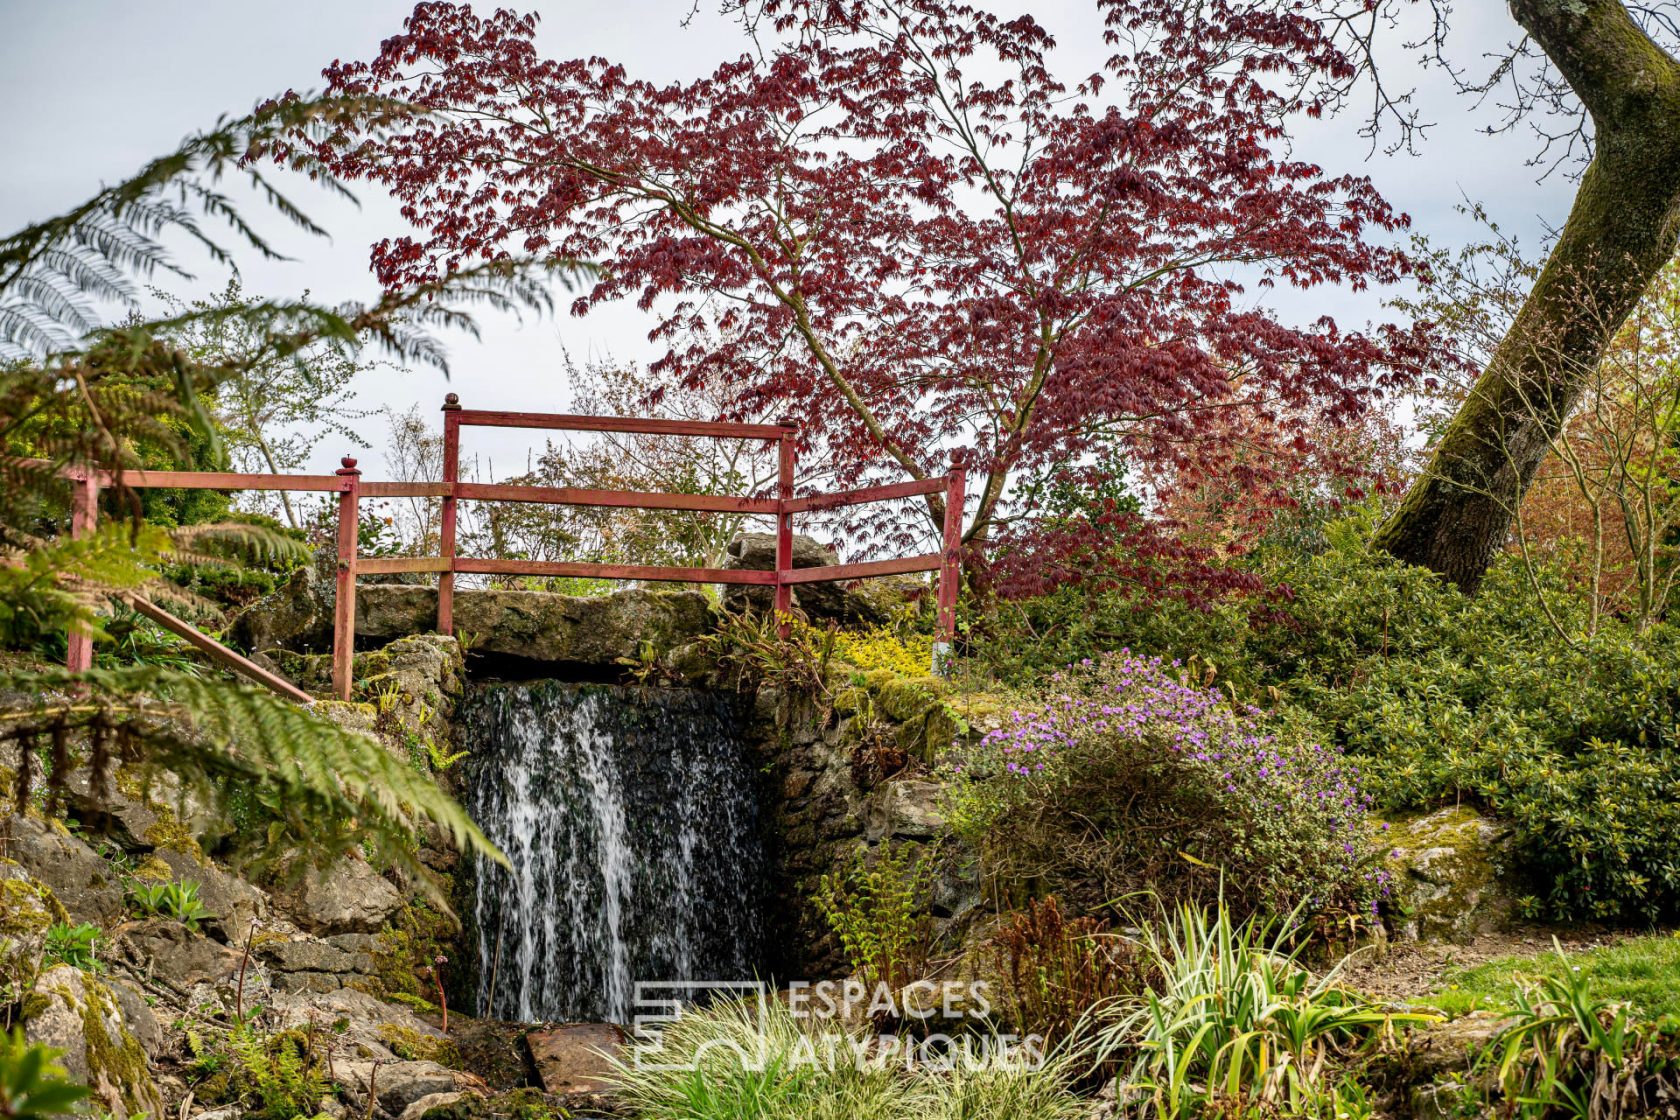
1, 1, 1577, 478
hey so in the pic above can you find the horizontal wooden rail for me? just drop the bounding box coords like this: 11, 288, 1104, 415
453, 557, 779, 585
93, 469, 351, 492
455, 409, 790, 441
453, 481, 780, 514
782, 477, 948, 514
778, 553, 942, 584
358, 557, 453, 574
361, 481, 450, 498
119, 593, 315, 704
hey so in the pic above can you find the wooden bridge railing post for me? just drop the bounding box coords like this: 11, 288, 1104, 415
332, 456, 362, 702
437, 393, 462, 636
934, 464, 965, 674
66, 467, 99, 673
775, 420, 797, 638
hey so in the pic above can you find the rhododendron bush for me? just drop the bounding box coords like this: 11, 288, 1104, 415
282, 0, 1434, 597
943, 653, 1387, 921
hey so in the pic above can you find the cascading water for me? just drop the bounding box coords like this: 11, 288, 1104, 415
464, 681, 765, 1024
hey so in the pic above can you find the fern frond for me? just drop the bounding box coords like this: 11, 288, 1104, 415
0, 666, 506, 905
167, 522, 310, 568
0, 523, 167, 644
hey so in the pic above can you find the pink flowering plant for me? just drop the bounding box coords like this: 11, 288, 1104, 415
943, 652, 1388, 923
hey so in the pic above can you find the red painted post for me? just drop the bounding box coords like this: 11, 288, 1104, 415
438, 393, 462, 635
66, 468, 99, 673
332, 456, 362, 702
775, 421, 797, 638
934, 466, 965, 674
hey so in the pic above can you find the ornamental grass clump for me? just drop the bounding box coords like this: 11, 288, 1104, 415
945, 653, 1387, 923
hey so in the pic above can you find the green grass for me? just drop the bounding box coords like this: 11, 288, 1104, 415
1424, 935, 1680, 1019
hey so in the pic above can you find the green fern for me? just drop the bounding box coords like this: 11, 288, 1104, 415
0, 665, 506, 904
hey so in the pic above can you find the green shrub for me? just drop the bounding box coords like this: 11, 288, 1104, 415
189, 1022, 334, 1119
943, 653, 1387, 923
972, 519, 1680, 922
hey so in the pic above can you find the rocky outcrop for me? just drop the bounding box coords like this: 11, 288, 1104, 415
1380, 807, 1519, 942
723, 531, 923, 624
25, 965, 164, 1120
233, 558, 715, 671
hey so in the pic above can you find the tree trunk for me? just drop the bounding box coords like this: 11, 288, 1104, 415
1376, 0, 1680, 590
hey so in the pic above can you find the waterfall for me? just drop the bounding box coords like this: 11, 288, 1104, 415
464, 682, 766, 1023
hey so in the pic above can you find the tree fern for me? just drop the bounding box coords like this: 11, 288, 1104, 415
0, 95, 590, 883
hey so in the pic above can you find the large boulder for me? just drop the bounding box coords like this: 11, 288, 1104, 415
2, 815, 123, 925
230, 548, 340, 652
25, 965, 165, 1120
275, 854, 404, 935
722, 532, 922, 624
1380, 807, 1519, 941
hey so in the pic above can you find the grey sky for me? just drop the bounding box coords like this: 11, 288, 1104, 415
1, 1, 1576, 478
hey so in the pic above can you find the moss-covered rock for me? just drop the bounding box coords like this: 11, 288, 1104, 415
1379, 806, 1518, 941
24, 965, 164, 1120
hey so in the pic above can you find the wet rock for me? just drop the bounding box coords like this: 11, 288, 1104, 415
1380, 807, 1519, 941
2, 815, 124, 925
25, 965, 165, 1120
525, 1022, 625, 1095
276, 854, 403, 935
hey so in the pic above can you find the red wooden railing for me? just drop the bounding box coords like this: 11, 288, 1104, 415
54, 395, 965, 702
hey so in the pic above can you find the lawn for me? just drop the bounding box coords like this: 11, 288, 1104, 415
1425, 934, 1680, 1019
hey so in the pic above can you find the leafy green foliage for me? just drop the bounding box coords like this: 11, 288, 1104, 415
815, 843, 936, 1002
40, 923, 100, 973
975, 512, 1680, 922
0, 665, 504, 904
127, 880, 210, 930
1480, 946, 1680, 1119
1088, 901, 1430, 1119
0, 1030, 90, 1119
189, 1022, 334, 1120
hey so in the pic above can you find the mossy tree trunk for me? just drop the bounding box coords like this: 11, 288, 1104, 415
1376, 0, 1680, 591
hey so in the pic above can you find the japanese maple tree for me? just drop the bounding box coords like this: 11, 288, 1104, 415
296, 0, 1429, 591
